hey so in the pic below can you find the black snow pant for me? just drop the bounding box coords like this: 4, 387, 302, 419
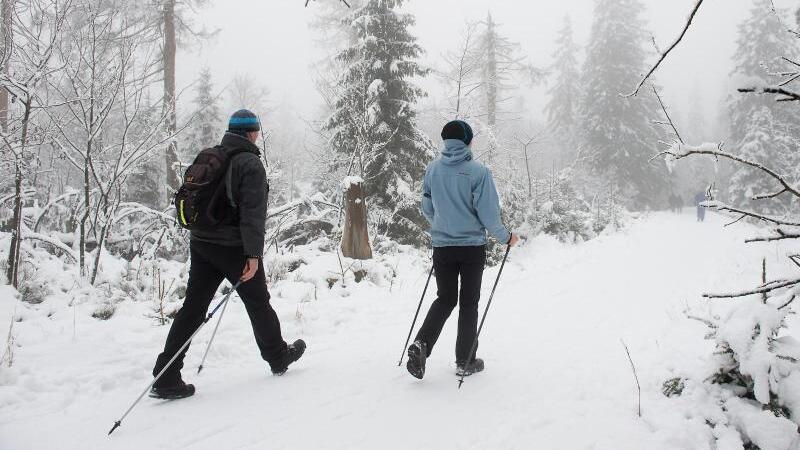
153, 241, 287, 384
415, 245, 486, 363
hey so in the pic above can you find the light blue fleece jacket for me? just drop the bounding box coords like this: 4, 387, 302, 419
422, 139, 511, 247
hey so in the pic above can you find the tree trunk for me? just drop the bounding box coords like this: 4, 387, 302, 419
163, 0, 180, 202
0, 0, 9, 130
6, 162, 21, 286
2, 0, 14, 287
79, 147, 90, 277
524, 145, 532, 200
483, 12, 497, 165
485, 12, 497, 128
6, 99, 29, 288
341, 182, 372, 260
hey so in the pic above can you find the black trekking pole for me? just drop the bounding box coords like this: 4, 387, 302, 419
197, 287, 233, 374
397, 265, 434, 366
458, 245, 511, 389
107, 281, 242, 436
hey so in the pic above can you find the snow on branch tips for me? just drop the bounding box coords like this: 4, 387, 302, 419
654, 142, 800, 200
738, 85, 800, 102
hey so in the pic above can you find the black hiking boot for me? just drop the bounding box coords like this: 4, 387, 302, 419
271, 339, 306, 376
456, 358, 485, 377
406, 340, 427, 380
149, 376, 195, 400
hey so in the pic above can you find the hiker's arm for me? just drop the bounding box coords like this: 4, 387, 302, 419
237, 156, 267, 259
472, 168, 511, 244
422, 169, 434, 225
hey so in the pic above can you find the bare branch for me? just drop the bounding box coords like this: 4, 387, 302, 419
777, 294, 797, 310
620, 339, 641, 417
624, 0, 705, 97
651, 84, 684, 145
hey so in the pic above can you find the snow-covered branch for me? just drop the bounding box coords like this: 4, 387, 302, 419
20, 224, 78, 263
738, 86, 800, 102
745, 228, 800, 243
703, 278, 800, 299
701, 200, 800, 227
654, 143, 800, 199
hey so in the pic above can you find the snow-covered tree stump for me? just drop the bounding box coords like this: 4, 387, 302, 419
341, 178, 372, 260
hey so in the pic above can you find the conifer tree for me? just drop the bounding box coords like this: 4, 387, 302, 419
545, 15, 581, 162
579, 0, 667, 209
727, 0, 800, 212
188, 67, 221, 152
324, 0, 433, 246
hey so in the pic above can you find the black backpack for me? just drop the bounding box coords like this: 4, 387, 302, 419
174, 146, 246, 230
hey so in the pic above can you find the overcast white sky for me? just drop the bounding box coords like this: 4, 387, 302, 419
177, 0, 797, 131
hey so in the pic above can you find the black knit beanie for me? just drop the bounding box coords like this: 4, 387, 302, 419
441, 120, 474, 145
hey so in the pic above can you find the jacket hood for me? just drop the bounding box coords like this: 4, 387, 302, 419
440, 139, 473, 165
221, 132, 261, 156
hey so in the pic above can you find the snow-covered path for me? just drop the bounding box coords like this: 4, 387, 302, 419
0, 211, 790, 449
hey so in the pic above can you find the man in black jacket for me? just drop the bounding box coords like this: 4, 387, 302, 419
150, 109, 305, 400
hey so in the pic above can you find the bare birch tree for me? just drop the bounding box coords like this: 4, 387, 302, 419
1, 0, 72, 287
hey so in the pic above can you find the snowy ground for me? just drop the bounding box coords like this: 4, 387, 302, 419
1, 210, 796, 450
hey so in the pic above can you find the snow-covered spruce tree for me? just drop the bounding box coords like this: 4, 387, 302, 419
729, 107, 798, 215
727, 0, 800, 215
544, 14, 581, 167
323, 0, 434, 247
579, 0, 668, 210
124, 91, 166, 210
523, 170, 596, 243
186, 67, 222, 153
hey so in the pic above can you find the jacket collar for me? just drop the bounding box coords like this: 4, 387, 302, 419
220, 132, 261, 156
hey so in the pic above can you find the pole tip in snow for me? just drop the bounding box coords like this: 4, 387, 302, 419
197, 365, 203, 374
108, 421, 121, 436
457, 378, 464, 389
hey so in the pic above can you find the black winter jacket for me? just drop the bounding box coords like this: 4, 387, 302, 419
190, 132, 267, 258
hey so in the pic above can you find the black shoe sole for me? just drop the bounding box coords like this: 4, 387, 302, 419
149, 385, 195, 400
406, 343, 426, 380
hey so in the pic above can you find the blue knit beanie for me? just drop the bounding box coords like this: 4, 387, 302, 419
228, 109, 261, 136
441, 120, 473, 145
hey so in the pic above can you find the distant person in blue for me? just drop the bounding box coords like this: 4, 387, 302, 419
694, 190, 707, 222
405, 120, 518, 380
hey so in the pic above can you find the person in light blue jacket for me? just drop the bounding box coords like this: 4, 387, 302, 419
406, 120, 518, 380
